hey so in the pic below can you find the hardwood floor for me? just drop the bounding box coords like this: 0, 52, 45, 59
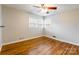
0, 36, 79, 55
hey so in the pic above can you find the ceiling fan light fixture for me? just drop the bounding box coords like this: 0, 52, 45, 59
46, 11, 49, 14
33, 4, 57, 14
48, 7, 57, 10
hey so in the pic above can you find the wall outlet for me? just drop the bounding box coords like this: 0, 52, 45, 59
52, 36, 56, 38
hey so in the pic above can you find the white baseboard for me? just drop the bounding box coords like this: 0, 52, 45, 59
0, 47, 1, 52
45, 35, 79, 46
2, 35, 43, 46
2, 35, 79, 46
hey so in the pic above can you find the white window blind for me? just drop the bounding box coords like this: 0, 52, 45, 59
29, 15, 51, 28
29, 15, 43, 28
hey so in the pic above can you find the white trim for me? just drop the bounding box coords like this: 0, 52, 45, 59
0, 5, 2, 52
2, 36, 43, 46
2, 35, 79, 46
0, 47, 1, 52
45, 35, 79, 46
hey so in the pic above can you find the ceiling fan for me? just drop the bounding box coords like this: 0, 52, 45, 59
33, 4, 57, 14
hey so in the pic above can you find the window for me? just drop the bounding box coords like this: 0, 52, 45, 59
29, 15, 52, 28
29, 15, 43, 28
44, 19, 52, 28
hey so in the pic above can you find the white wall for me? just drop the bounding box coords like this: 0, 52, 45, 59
0, 5, 2, 50
2, 6, 43, 45
45, 9, 79, 45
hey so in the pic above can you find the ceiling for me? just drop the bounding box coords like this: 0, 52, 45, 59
4, 4, 79, 16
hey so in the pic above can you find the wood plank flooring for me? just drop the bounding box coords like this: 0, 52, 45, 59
0, 36, 79, 55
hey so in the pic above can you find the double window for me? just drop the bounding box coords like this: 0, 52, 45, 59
29, 16, 51, 28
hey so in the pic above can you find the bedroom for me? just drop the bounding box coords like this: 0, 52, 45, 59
0, 4, 79, 55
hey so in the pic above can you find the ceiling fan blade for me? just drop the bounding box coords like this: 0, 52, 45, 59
48, 7, 57, 10
33, 6, 41, 8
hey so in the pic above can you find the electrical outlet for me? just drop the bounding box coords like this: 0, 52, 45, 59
52, 36, 56, 38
